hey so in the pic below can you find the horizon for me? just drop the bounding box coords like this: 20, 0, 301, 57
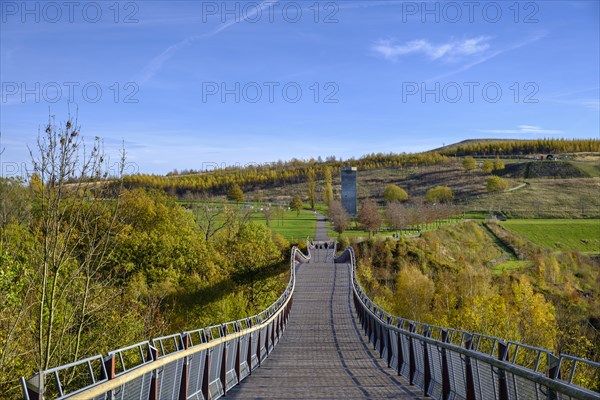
1, 0, 599, 176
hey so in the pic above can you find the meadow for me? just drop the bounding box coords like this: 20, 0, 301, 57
501, 219, 600, 253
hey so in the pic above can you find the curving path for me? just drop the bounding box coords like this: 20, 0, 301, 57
227, 244, 424, 399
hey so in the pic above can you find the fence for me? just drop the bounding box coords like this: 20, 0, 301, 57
20, 246, 311, 400
336, 246, 600, 400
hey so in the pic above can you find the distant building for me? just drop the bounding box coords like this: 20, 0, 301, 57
341, 167, 357, 217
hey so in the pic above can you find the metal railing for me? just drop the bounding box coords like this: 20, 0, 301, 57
20, 245, 311, 400
336, 246, 600, 400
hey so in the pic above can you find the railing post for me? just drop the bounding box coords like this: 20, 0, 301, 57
103, 354, 116, 380
547, 354, 560, 400
265, 323, 270, 356
179, 334, 190, 400
148, 346, 159, 400
271, 319, 276, 347
378, 319, 385, 358
21, 374, 43, 400
397, 329, 404, 376
423, 326, 432, 396
235, 331, 242, 383
497, 341, 509, 400
257, 329, 262, 367
202, 349, 211, 400
221, 327, 228, 396
441, 330, 451, 400
386, 317, 393, 368
464, 334, 476, 400
408, 323, 416, 385
247, 330, 253, 376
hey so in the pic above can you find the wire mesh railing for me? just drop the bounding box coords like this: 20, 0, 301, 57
20, 245, 311, 400
336, 245, 600, 400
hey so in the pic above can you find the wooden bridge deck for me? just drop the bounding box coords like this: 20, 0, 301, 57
227, 244, 424, 399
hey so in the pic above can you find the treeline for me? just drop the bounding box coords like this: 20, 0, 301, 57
0, 119, 291, 399
352, 222, 599, 390
121, 152, 450, 196
439, 139, 600, 156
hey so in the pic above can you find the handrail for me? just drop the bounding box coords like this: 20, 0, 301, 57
336, 246, 600, 400
21, 245, 311, 400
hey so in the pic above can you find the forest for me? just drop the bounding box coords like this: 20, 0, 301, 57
351, 221, 600, 390
0, 119, 291, 398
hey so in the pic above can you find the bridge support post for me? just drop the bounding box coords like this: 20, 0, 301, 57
497, 341, 509, 400
271, 319, 276, 348
148, 346, 159, 400
441, 330, 451, 400
179, 334, 190, 400
423, 326, 432, 396
463, 334, 476, 400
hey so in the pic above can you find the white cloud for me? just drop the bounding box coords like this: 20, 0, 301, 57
480, 125, 563, 135
372, 36, 491, 62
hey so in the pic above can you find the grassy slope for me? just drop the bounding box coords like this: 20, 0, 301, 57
501, 219, 600, 253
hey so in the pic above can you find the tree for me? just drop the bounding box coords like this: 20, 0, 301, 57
385, 201, 407, 230
394, 266, 435, 321
494, 157, 505, 171
426, 186, 454, 203
328, 200, 350, 234
322, 166, 334, 205
462, 156, 477, 171
27, 114, 126, 376
358, 198, 381, 237
383, 184, 409, 203
307, 170, 316, 210
481, 160, 494, 174
486, 176, 509, 192
290, 195, 303, 216
227, 183, 244, 202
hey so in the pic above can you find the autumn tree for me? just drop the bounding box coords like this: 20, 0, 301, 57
426, 186, 454, 203
328, 200, 350, 235
481, 160, 494, 174
462, 156, 477, 171
383, 184, 408, 203
358, 198, 381, 237
307, 169, 316, 210
394, 266, 435, 321
494, 157, 505, 171
486, 176, 509, 192
227, 183, 244, 202
322, 166, 334, 205
290, 195, 303, 216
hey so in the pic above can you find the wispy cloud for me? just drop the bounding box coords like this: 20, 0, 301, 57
372, 36, 491, 62
480, 125, 563, 135
137, 0, 278, 84
426, 32, 546, 82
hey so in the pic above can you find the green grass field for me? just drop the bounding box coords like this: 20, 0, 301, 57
491, 260, 533, 275
501, 219, 600, 253
250, 209, 317, 242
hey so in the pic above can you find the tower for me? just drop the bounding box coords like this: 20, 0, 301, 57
341, 167, 357, 217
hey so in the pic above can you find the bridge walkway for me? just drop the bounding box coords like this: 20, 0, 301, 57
227, 244, 424, 399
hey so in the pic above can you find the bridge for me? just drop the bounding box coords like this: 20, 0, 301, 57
21, 217, 600, 400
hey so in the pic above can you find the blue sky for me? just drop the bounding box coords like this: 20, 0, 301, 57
1, 0, 599, 175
